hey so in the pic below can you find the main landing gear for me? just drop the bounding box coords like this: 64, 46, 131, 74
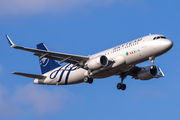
117, 73, 127, 90
84, 76, 93, 84
84, 69, 93, 84
117, 83, 126, 90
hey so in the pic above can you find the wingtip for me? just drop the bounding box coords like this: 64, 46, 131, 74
12, 72, 16, 74
6, 35, 15, 47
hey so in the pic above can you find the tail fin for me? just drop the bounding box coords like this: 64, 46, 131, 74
37, 43, 60, 74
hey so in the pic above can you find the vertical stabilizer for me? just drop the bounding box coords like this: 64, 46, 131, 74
37, 43, 60, 74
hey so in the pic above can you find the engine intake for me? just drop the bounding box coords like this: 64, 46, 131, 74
86, 55, 108, 70
137, 66, 157, 80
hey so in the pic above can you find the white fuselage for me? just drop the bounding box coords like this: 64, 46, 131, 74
34, 34, 173, 85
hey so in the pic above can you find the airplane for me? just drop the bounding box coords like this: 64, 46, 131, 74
6, 34, 173, 90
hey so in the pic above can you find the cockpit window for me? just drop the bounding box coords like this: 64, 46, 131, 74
153, 36, 167, 40
161, 36, 166, 39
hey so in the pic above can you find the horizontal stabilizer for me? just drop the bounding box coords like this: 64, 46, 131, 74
12, 72, 47, 79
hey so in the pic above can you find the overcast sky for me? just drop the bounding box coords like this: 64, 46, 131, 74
0, 0, 180, 120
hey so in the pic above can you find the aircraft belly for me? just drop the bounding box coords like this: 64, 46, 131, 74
93, 65, 133, 78
66, 69, 85, 84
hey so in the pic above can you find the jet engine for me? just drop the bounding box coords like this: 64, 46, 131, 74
85, 55, 108, 70
137, 66, 158, 80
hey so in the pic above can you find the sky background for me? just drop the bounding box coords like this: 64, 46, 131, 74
0, 0, 180, 119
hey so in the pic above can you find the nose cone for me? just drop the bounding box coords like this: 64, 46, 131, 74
163, 39, 173, 51
152, 38, 173, 57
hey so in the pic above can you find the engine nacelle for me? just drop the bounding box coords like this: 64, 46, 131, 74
85, 55, 108, 70
137, 66, 157, 80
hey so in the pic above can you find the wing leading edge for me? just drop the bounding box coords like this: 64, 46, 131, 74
6, 35, 89, 64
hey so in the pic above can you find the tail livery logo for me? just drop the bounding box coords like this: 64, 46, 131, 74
40, 58, 49, 67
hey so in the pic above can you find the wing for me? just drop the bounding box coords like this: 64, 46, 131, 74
126, 66, 141, 77
6, 35, 89, 64
12, 72, 47, 79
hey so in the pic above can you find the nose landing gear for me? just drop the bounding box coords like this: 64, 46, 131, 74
149, 57, 155, 69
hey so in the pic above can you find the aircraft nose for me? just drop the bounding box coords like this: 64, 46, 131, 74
162, 39, 173, 51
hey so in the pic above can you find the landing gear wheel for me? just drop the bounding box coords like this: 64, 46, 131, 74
121, 84, 126, 90
117, 83, 122, 90
117, 83, 126, 90
88, 78, 93, 84
84, 76, 93, 84
84, 76, 89, 83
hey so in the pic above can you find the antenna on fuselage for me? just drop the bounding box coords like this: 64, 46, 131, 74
149, 33, 151, 35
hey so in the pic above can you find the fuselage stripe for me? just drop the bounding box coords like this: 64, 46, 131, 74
49, 65, 65, 80
65, 66, 74, 85
58, 64, 71, 82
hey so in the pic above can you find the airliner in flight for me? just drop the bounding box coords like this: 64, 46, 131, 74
6, 34, 173, 90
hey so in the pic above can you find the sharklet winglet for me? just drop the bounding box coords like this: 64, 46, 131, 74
6, 35, 16, 47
